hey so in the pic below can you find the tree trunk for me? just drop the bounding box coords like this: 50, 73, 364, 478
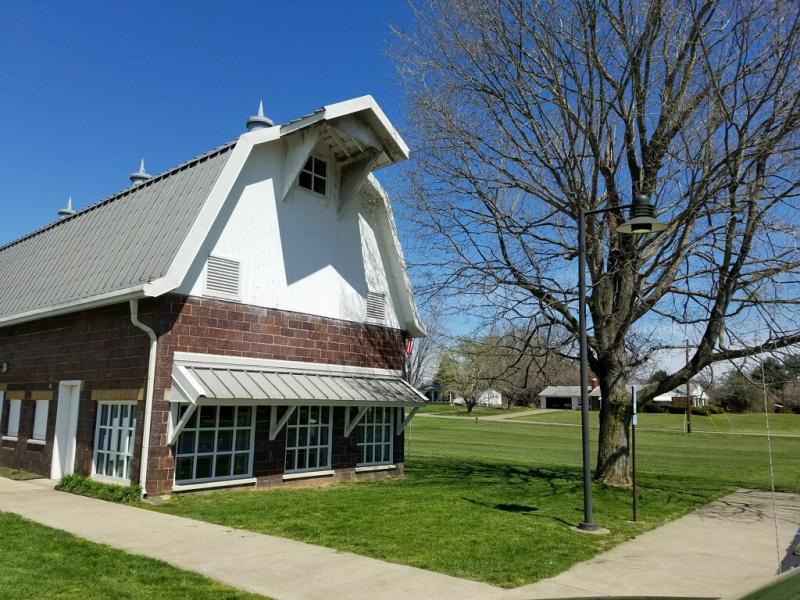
594, 376, 631, 485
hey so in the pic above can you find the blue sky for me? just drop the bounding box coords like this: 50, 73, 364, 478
0, 1, 413, 245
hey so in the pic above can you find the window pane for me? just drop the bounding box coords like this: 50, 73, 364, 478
197, 430, 215, 453
177, 431, 195, 455
319, 448, 329, 469
125, 458, 133, 481
215, 454, 232, 478
313, 157, 326, 177
199, 406, 216, 428
299, 406, 308, 423
195, 456, 213, 479
313, 176, 326, 195
219, 406, 234, 427
320, 427, 328, 446
285, 449, 296, 471
98, 428, 107, 451
185, 407, 198, 429
111, 404, 119, 426
308, 427, 318, 446
303, 157, 313, 171
298, 427, 307, 447
234, 453, 249, 475
309, 406, 318, 424
217, 429, 233, 452
96, 452, 106, 475
106, 455, 116, 477
308, 449, 318, 469
237, 406, 252, 427
235, 429, 250, 451
297, 449, 306, 470
299, 170, 312, 190
366, 446, 373, 464
100, 404, 109, 426
176, 457, 193, 481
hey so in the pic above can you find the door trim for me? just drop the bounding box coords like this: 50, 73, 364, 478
51, 380, 81, 480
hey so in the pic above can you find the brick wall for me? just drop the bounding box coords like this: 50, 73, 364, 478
0, 293, 408, 491
144, 294, 407, 494
0, 302, 153, 477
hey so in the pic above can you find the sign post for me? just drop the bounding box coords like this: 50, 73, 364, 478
631, 385, 637, 522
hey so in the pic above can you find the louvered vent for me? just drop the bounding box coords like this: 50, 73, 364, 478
366, 291, 386, 322
205, 255, 240, 299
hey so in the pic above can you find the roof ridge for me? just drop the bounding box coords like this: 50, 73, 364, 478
0, 138, 238, 254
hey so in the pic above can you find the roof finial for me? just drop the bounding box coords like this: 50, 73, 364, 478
130, 158, 152, 186
246, 99, 274, 131
57, 196, 76, 219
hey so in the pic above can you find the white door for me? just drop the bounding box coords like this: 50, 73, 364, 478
51, 381, 81, 479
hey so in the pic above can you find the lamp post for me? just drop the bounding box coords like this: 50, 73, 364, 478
576, 193, 667, 533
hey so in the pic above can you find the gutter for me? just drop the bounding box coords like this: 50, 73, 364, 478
129, 299, 157, 497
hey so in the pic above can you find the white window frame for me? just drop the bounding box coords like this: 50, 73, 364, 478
31, 399, 49, 442
92, 401, 137, 484
173, 404, 256, 485
284, 406, 333, 474
5, 399, 21, 439
356, 407, 394, 467
296, 154, 328, 197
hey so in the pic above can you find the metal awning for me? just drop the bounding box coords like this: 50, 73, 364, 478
169, 352, 426, 407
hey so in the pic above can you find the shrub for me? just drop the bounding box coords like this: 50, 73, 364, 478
57, 474, 141, 504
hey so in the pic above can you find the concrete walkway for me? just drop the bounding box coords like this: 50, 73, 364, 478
507, 489, 800, 600
0, 477, 496, 600
0, 478, 797, 599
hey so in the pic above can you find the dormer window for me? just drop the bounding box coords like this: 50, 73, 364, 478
299, 156, 327, 195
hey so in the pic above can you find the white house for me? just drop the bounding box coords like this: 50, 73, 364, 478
538, 386, 601, 410
452, 388, 503, 408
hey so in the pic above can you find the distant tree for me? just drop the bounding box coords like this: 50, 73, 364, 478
649, 370, 670, 385
433, 352, 459, 400
393, 0, 800, 485
715, 371, 762, 412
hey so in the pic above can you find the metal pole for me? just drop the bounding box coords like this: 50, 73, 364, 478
577, 208, 598, 532
631, 385, 637, 522
685, 339, 692, 434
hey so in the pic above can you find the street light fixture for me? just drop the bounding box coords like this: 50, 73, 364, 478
576, 192, 668, 533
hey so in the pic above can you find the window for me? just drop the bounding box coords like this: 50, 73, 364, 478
93, 402, 137, 482
6, 399, 21, 438
174, 405, 254, 483
284, 406, 331, 473
32, 400, 49, 441
205, 255, 240, 300
357, 407, 394, 466
298, 156, 327, 195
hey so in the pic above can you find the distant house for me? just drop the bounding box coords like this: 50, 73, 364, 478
0, 96, 427, 496
538, 382, 708, 412
652, 383, 709, 407
452, 389, 503, 408
538, 385, 602, 410
419, 383, 448, 403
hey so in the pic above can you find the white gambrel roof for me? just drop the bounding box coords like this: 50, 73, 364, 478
0, 143, 234, 323
0, 96, 424, 335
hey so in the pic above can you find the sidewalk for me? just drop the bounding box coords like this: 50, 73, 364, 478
0, 477, 496, 600
0, 478, 797, 599
507, 489, 800, 599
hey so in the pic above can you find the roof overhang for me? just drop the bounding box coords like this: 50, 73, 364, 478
169, 352, 427, 407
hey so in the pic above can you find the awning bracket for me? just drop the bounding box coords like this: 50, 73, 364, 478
167, 404, 197, 446
344, 406, 370, 438
270, 405, 296, 440
396, 406, 420, 435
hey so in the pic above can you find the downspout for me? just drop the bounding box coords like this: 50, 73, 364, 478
129, 299, 157, 498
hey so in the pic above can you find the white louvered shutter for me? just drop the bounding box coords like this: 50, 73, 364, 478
205, 256, 240, 300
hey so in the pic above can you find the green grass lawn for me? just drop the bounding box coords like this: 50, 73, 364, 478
0, 512, 263, 599
145, 416, 800, 588
517, 410, 800, 435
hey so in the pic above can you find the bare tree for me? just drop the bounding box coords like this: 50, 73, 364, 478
392, 0, 800, 483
